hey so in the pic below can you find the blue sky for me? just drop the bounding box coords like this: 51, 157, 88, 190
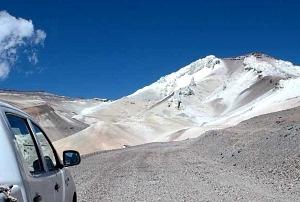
1, 0, 300, 99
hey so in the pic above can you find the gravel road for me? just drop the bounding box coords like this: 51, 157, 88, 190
71, 107, 300, 201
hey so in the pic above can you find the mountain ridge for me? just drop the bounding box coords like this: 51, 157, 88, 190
1, 53, 300, 155
54, 53, 300, 154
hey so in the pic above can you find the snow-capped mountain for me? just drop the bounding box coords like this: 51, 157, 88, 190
53, 53, 300, 154
2, 53, 299, 155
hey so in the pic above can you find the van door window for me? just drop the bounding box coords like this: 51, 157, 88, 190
31, 123, 58, 172
6, 114, 43, 175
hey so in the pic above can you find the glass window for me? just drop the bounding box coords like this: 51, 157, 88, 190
32, 123, 58, 171
6, 114, 43, 175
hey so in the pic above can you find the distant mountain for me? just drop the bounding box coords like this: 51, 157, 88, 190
55, 53, 300, 154
0, 90, 108, 141
3, 53, 300, 155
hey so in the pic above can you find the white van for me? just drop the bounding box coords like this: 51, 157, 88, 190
0, 102, 80, 202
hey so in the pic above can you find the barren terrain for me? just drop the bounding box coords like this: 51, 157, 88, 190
71, 106, 300, 201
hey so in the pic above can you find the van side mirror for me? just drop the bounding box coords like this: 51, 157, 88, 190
63, 150, 81, 167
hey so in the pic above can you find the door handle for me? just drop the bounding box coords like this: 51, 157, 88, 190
33, 193, 42, 202
54, 183, 60, 191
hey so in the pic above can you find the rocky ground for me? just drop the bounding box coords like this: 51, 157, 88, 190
71, 107, 300, 201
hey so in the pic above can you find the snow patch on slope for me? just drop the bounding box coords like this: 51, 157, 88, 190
130, 55, 224, 98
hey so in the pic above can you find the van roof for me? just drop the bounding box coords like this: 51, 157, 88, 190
0, 101, 31, 117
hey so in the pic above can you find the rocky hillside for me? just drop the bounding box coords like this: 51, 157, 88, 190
0, 90, 107, 141
72, 106, 300, 201
2, 53, 300, 155
55, 53, 300, 154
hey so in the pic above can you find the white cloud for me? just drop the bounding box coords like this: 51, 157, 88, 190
34, 29, 46, 45
28, 52, 38, 64
0, 62, 10, 78
0, 11, 46, 79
